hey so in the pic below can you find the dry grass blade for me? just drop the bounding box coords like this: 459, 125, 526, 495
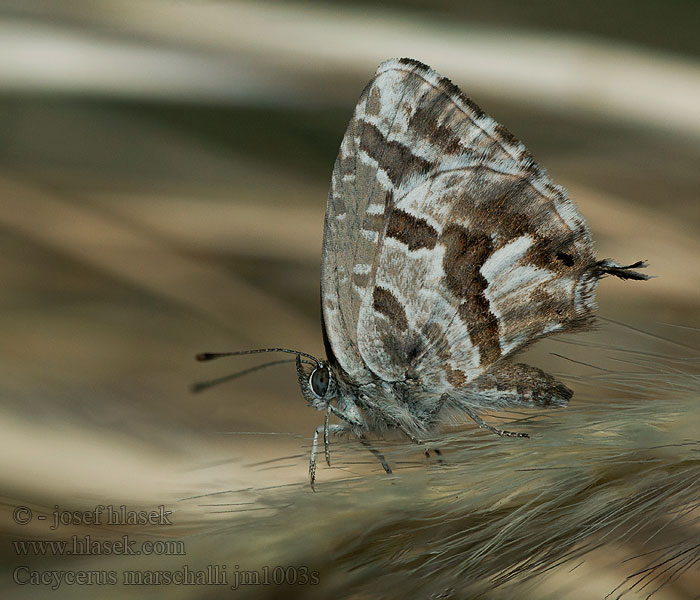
164, 327, 700, 600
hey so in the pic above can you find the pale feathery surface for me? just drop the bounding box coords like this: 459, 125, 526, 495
177, 324, 700, 600
3, 323, 699, 599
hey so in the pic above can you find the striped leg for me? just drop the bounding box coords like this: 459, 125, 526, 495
309, 423, 346, 490
462, 405, 529, 438
359, 438, 392, 474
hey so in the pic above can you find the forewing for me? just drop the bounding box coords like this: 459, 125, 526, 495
322, 58, 599, 389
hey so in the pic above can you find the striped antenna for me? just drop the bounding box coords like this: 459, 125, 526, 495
195, 348, 322, 366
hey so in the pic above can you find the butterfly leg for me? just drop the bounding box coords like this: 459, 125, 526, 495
359, 438, 392, 474
309, 422, 346, 490
423, 393, 448, 460
423, 392, 449, 426
462, 405, 529, 439
329, 403, 365, 429
326, 405, 392, 474
333, 398, 435, 466
323, 405, 331, 466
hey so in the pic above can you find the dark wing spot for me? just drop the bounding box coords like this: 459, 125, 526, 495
386, 209, 439, 250
556, 251, 575, 266
527, 235, 580, 273
359, 123, 432, 186
407, 94, 463, 155
373, 286, 408, 331
447, 369, 467, 386
441, 225, 501, 366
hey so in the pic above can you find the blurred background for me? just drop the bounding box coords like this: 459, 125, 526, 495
1, 1, 699, 598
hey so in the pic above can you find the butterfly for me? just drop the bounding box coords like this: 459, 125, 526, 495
197, 58, 648, 487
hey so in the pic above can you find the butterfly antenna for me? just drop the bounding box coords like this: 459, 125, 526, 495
195, 348, 322, 366
191, 358, 315, 393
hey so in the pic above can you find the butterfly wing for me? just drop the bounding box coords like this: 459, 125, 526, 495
321, 58, 607, 391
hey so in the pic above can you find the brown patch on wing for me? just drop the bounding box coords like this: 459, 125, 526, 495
461, 292, 500, 365
530, 287, 569, 322
527, 235, 581, 274
487, 179, 535, 238
373, 286, 408, 331
447, 369, 467, 386
386, 208, 439, 250
446, 174, 537, 243
529, 279, 578, 330
359, 122, 432, 186
407, 94, 463, 155
441, 224, 501, 365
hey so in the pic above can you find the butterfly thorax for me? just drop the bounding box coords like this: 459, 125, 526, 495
332, 364, 444, 436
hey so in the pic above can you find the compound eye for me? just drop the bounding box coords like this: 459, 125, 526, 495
309, 365, 330, 398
